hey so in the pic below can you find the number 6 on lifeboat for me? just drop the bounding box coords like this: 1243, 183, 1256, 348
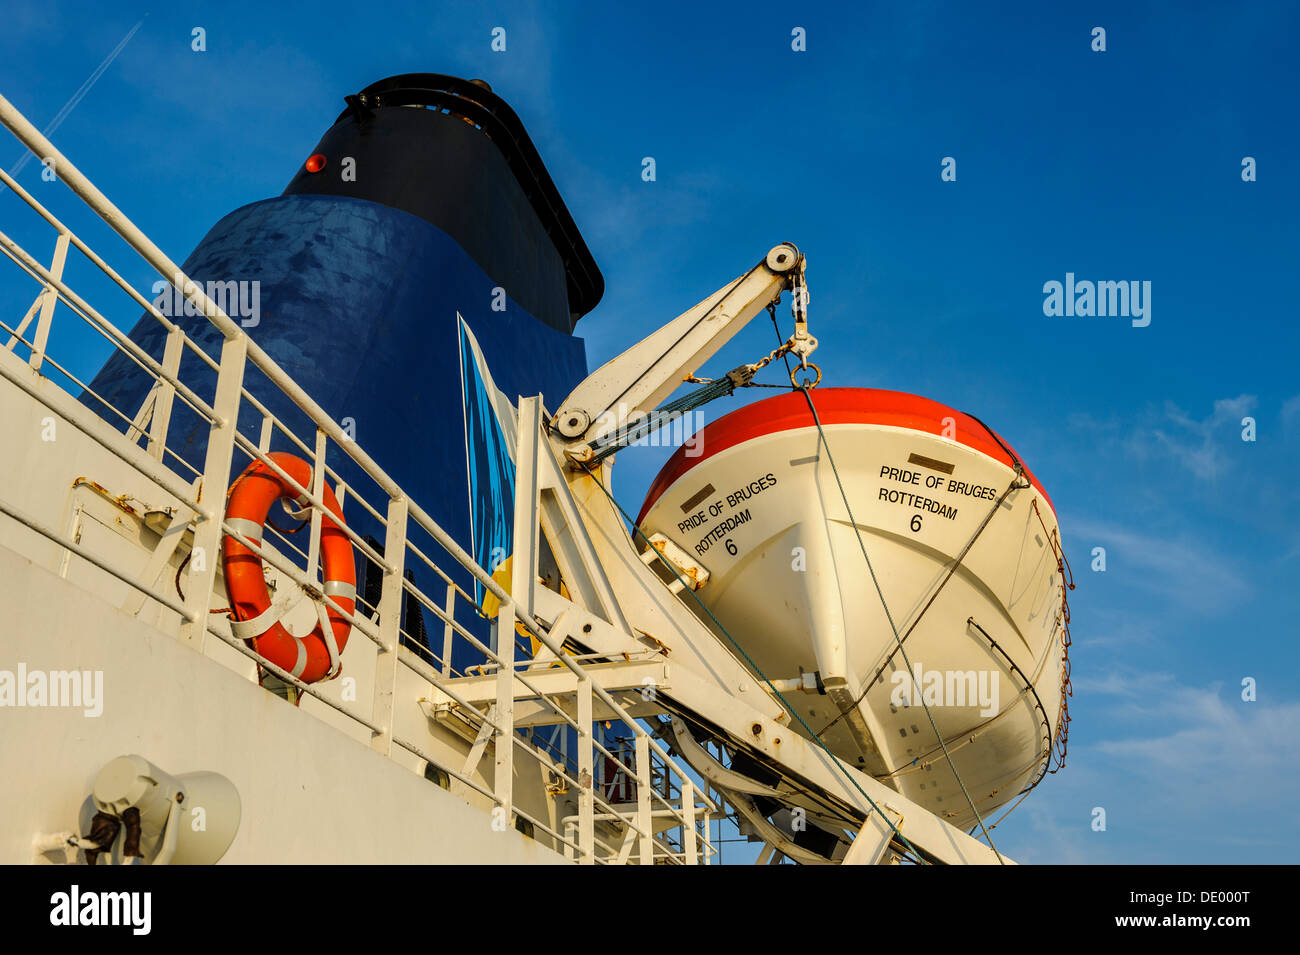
221, 452, 356, 684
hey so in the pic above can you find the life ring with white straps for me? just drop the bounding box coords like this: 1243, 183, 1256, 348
221, 453, 356, 684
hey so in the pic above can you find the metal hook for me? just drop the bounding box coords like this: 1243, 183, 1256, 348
791, 361, 821, 389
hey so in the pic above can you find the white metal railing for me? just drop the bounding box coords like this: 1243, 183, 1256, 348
0, 92, 716, 864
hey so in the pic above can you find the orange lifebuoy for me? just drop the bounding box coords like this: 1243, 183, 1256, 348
221, 452, 356, 684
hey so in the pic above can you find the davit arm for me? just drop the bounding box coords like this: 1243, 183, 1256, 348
552, 243, 815, 464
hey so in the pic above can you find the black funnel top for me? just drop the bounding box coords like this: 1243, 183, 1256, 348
282, 73, 604, 331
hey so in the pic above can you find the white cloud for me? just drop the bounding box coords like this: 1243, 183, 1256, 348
1072, 606, 1158, 650
1066, 519, 1249, 614
999, 670, 1300, 862
1089, 669, 1300, 808
1132, 394, 1256, 481
1282, 395, 1300, 431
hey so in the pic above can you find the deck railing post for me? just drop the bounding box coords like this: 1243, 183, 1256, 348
682, 778, 699, 865
512, 395, 543, 623
494, 598, 515, 828
306, 428, 327, 582
28, 231, 69, 373
441, 581, 455, 677
577, 675, 594, 863
636, 734, 653, 864
371, 495, 409, 756
145, 325, 185, 461
179, 333, 246, 648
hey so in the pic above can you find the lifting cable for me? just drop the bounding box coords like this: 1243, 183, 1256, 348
586, 374, 744, 464
796, 386, 1005, 863
832, 462, 1034, 722
574, 305, 1011, 861
577, 460, 930, 864
588, 299, 815, 465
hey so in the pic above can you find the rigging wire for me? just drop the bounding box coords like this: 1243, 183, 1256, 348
795, 385, 1005, 863
766, 301, 797, 382
1031, 497, 1074, 770
576, 460, 931, 864
818, 466, 1029, 738
569, 298, 1034, 861
968, 617, 1056, 784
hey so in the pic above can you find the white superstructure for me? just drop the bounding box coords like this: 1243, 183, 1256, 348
0, 91, 1048, 865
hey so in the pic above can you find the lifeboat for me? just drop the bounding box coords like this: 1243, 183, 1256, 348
637, 387, 1071, 828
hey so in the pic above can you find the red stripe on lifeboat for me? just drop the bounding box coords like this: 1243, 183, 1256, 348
637, 387, 1055, 525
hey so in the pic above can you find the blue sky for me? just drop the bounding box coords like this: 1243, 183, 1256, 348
2, 1, 1297, 863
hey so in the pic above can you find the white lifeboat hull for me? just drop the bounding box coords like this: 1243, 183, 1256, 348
638, 388, 1070, 829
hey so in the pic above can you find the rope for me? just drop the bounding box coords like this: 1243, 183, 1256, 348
1031, 498, 1074, 770
590, 320, 810, 463
986, 787, 1034, 832
845, 468, 1028, 715
944, 411, 1073, 773
796, 385, 1005, 863
577, 461, 930, 864
767, 302, 796, 382
590, 287, 819, 464
811, 467, 1023, 737
967, 617, 1055, 784
587, 375, 742, 463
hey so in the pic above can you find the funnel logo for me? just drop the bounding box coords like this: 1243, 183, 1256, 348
890, 664, 999, 717
152, 273, 261, 327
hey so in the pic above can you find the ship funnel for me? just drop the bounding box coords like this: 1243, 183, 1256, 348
84, 74, 602, 655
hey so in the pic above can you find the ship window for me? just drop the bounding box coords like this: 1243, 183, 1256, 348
424, 762, 451, 790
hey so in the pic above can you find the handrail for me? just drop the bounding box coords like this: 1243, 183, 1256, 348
0, 90, 715, 864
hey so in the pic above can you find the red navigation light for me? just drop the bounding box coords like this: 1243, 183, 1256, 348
304, 154, 326, 173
